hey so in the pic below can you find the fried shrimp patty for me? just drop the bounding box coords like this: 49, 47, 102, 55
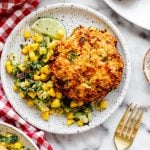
51, 26, 124, 102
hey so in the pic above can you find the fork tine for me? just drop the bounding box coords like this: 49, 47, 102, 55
121, 104, 137, 136
126, 107, 141, 138
130, 108, 145, 140
116, 103, 133, 135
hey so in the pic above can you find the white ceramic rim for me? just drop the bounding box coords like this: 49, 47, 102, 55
0, 122, 39, 150
1, 3, 131, 134
103, 0, 150, 31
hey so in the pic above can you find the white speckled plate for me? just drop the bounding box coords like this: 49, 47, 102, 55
1, 3, 131, 134
104, 0, 150, 30
0, 122, 39, 150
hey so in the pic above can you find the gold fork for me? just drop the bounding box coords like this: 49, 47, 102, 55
114, 103, 145, 150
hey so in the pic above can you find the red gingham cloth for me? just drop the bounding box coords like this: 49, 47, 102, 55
0, 1, 53, 150
0, 0, 40, 50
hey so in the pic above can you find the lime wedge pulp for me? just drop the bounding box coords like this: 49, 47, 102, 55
31, 18, 66, 39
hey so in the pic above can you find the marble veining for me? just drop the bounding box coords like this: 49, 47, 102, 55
35, 0, 150, 150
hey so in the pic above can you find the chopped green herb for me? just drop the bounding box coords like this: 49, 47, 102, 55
29, 61, 44, 70
40, 41, 47, 47
32, 81, 42, 91
0, 135, 18, 143
68, 52, 78, 61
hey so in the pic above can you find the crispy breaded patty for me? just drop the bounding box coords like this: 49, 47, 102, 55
51, 26, 124, 102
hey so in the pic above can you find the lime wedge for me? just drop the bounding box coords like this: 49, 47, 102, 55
31, 18, 66, 40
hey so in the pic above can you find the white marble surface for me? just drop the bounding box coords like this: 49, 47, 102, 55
36, 0, 150, 150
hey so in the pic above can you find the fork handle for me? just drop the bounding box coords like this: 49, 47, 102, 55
116, 147, 129, 150
115, 144, 130, 150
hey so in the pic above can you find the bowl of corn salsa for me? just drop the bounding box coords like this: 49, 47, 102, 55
0, 4, 130, 134
0, 122, 39, 150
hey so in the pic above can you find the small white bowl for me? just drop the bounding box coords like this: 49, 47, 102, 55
0, 122, 39, 150
1, 3, 131, 134
143, 49, 150, 82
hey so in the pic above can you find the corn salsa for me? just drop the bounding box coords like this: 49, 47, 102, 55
0, 133, 30, 150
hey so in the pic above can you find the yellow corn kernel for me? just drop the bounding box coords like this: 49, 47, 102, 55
78, 101, 84, 107
27, 45, 32, 51
67, 113, 74, 120
32, 56, 38, 62
48, 41, 57, 49
100, 100, 108, 109
6, 133, 12, 137
13, 85, 18, 92
32, 33, 43, 43
14, 81, 19, 87
22, 45, 31, 53
40, 73, 47, 81
21, 47, 28, 55
49, 49, 54, 55
43, 51, 53, 63
55, 92, 62, 99
43, 58, 48, 63
40, 67, 44, 73
23, 30, 30, 39
30, 55, 37, 62
34, 74, 40, 81
5, 61, 11, 66
43, 65, 50, 74
24, 80, 30, 87
14, 141, 23, 149
42, 84, 49, 91
26, 99, 34, 107
30, 43, 39, 51
19, 92, 25, 98
6, 65, 13, 74
32, 33, 38, 41
24, 56, 29, 62
66, 119, 74, 126
28, 91, 36, 98
18, 64, 26, 72
47, 51, 53, 58
5, 61, 12, 73
39, 47, 47, 55
40, 65, 50, 75
47, 81, 53, 88
29, 51, 38, 61
51, 99, 61, 108
70, 101, 78, 108
29, 51, 35, 58
37, 37, 43, 43
41, 111, 50, 121
44, 68, 50, 75
77, 120, 84, 127
38, 104, 49, 112
49, 88, 55, 97
56, 29, 65, 39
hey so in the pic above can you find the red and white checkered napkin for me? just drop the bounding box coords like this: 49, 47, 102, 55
0, 0, 39, 50
0, 1, 53, 150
